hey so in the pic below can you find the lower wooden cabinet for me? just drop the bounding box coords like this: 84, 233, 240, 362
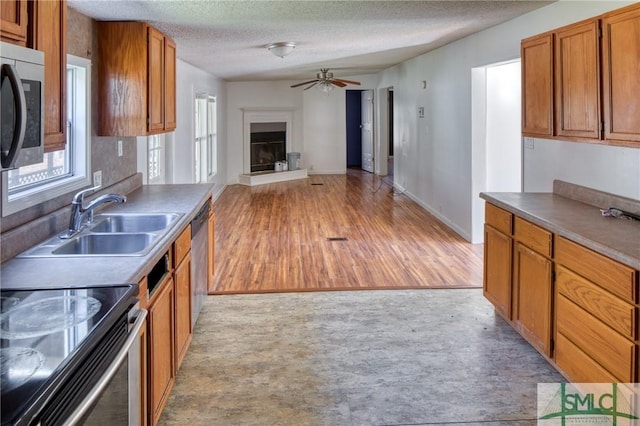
207, 209, 215, 293
148, 275, 175, 426
482, 201, 639, 383
512, 241, 553, 357
174, 251, 192, 370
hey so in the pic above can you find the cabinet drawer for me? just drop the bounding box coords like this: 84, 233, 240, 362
514, 217, 552, 257
555, 332, 620, 383
174, 224, 191, 267
485, 203, 512, 235
556, 236, 637, 303
556, 265, 636, 339
556, 294, 635, 382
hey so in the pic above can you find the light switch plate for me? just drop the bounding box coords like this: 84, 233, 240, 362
93, 170, 102, 188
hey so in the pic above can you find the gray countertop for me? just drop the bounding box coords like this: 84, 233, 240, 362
480, 192, 640, 270
1, 184, 214, 290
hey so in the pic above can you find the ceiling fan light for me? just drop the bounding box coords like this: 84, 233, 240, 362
267, 42, 296, 58
317, 81, 334, 93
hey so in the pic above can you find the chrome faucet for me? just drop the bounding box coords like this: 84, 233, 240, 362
60, 187, 126, 239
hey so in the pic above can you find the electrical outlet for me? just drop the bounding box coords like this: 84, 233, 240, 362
93, 170, 102, 188
117, 140, 123, 157
524, 137, 535, 149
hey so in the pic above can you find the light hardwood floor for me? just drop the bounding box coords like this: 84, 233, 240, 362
209, 169, 483, 293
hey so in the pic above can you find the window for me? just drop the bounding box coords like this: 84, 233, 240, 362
2, 55, 91, 216
194, 94, 217, 183
147, 134, 165, 184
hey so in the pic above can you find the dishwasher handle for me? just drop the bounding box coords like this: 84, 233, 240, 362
191, 202, 211, 237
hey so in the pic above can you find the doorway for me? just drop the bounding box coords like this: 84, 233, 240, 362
471, 60, 522, 243
346, 89, 374, 173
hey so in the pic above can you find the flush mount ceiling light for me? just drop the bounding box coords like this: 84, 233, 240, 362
267, 42, 296, 58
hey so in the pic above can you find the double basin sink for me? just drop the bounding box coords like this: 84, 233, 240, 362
18, 213, 183, 257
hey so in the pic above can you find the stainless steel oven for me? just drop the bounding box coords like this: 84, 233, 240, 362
1, 285, 145, 426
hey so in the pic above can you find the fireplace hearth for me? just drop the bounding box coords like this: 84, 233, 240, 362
250, 122, 286, 172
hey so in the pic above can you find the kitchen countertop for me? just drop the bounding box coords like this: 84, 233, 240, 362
480, 192, 640, 270
1, 184, 214, 290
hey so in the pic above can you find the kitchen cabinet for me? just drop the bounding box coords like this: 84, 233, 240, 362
521, 33, 553, 137
522, 2, 640, 146
148, 270, 175, 426
207, 207, 215, 293
483, 203, 512, 319
173, 225, 192, 372
97, 21, 177, 136
28, 0, 67, 152
602, 4, 640, 143
554, 20, 600, 140
512, 217, 553, 357
0, 0, 28, 45
555, 236, 637, 382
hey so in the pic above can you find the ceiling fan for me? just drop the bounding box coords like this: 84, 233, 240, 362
290, 69, 361, 91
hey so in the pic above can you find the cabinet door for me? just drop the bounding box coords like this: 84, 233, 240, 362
148, 278, 174, 426
147, 26, 165, 133
521, 34, 554, 137
602, 4, 640, 143
555, 20, 600, 140
483, 225, 512, 319
164, 37, 177, 131
174, 252, 192, 371
0, 0, 27, 44
29, 0, 67, 152
207, 211, 215, 293
513, 242, 553, 357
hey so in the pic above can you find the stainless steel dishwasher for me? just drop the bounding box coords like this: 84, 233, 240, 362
191, 201, 210, 327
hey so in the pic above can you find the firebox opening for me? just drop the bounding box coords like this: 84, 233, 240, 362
250, 122, 286, 173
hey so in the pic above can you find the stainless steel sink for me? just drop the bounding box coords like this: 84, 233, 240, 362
17, 212, 184, 258
52, 233, 157, 256
90, 213, 181, 233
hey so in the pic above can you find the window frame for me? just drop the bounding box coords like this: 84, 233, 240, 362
1, 54, 92, 217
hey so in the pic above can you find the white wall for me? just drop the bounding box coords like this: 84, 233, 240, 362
376, 1, 638, 241
171, 59, 226, 188
225, 74, 378, 181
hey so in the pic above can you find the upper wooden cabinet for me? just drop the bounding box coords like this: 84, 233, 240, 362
554, 20, 600, 140
97, 21, 177, 136
29, 0, 67, 152
522, 3, 640, 146
602, 5, 640, 143
0, 0, 28, 45
521, 34, 554, 138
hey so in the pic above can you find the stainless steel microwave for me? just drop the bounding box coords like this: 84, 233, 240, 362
1, 41, 45, 171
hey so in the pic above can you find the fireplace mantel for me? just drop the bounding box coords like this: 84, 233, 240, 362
242, 109, 294, 174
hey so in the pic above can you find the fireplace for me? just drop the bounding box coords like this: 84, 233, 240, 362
250, 122, 286, 172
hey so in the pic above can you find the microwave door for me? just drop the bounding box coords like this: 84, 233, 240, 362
1, 63, 27, 170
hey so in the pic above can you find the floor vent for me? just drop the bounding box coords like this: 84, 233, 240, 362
327, 237, 348, 241
311, 183, 324, 185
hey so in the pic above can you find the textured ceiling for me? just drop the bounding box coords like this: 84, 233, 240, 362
67, 0, 553, 82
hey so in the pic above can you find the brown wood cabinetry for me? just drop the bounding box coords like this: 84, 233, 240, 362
482, 201, 640, 383
521, 34, 554, 137
208, 208, 215, 293
512, 217, 553, 357
148, 273, 175, 426
0, 0, 28, 45
602, 4, 640, 143
483, 204, 513, 319
97, 21, 177, 136
554, 20, 600, 140
173, 225, 192, 372
522, 3, 640, 146
555, 236, 638, 382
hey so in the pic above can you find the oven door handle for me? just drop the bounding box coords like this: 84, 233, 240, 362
62, 308, 148, 426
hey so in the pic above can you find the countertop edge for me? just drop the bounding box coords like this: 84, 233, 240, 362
480, 192, 640, 270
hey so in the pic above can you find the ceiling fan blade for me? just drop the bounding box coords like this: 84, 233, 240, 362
291, 79, 319, 88
334, 78, 361, 86
330, 80, 347, 87
303, 82, 319, 90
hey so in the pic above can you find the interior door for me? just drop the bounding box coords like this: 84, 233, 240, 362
361, 90, 374, 173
